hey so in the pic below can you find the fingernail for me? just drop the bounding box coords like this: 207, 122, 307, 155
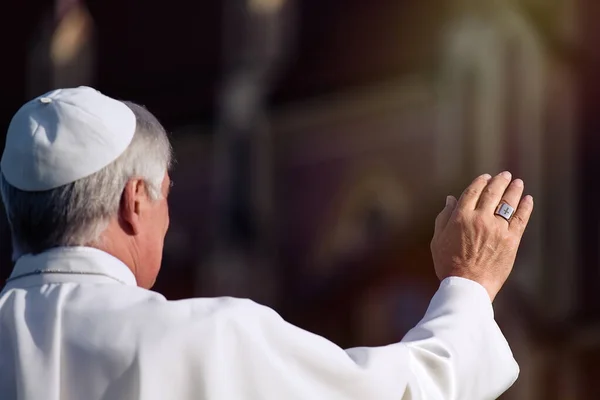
500, 171, 512, 180
513, 179, 524, 187
446, 196, 452, 206
482, 173, 492, 180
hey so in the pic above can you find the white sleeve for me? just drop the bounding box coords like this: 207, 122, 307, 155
225, 277, 518, 400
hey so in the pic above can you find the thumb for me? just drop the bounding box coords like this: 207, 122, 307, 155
434, 195, 457, 235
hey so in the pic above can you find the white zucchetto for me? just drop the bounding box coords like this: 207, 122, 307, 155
1, 86, 136, 192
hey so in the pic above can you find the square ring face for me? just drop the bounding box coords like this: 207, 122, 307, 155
496, 203, 514, 220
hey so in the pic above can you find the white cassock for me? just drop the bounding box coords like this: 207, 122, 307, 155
0, 247, 518, 400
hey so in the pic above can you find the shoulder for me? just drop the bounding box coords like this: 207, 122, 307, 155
129, 294, 280, 333
128, 296, 287, 356
167, 296, 272, 320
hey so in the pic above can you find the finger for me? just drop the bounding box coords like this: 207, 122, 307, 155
495, 178, 524, 223
509, 195, 534, 235
457, 174, 492, 210
476, 171, 513, 212
434, 196, 457, 235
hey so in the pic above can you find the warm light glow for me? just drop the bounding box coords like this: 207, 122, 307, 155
50, 6, 93, 66
248, 0, 285, 15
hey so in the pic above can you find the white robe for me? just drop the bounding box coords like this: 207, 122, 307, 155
0, 247, 518, 399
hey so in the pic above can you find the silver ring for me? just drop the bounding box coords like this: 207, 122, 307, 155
495, 203, 514, 221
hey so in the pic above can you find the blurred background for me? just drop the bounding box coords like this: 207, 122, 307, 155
0, 0, 599, 398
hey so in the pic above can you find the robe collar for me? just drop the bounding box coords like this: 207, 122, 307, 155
7, 247, 137, 286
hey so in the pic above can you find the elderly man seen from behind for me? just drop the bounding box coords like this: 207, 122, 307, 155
0, 87, 533, 400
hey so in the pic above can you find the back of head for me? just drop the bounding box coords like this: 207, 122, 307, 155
0, 87, 172, 261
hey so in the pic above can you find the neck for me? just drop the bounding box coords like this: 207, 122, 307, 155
90, 224, 140, 283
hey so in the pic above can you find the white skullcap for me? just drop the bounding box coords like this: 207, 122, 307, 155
1, 86, 136, 192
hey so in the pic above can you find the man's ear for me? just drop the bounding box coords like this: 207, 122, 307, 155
120, 179, 147, 235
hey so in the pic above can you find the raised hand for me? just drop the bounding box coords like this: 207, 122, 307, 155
431, 171, 534, 301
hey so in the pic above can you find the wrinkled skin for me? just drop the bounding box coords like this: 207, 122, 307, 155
431, 171, 534, 302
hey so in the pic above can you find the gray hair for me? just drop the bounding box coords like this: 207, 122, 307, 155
0, 101, 173, 260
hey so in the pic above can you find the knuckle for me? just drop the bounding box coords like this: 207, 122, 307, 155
502, 233, 520, 248
454, 211, 468, 225
500, 230, 513, 242
512, 214, 525, 224
463, 188, 480, 197
472, 214, 487, 228
511, 214, 527, 231
482, 187, 499, 198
